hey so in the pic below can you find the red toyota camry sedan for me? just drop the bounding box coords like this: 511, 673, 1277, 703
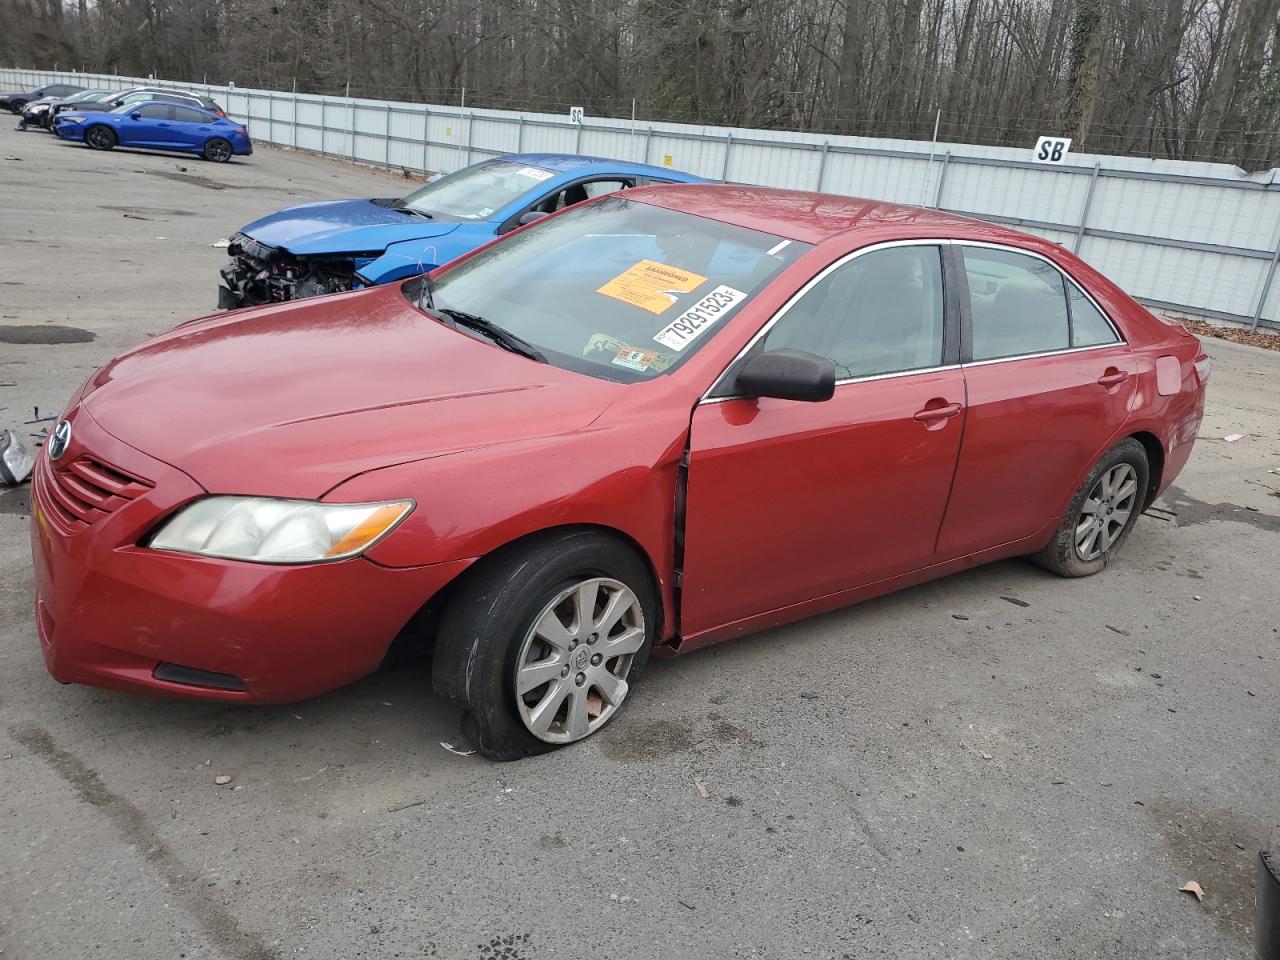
30, 185, 1207, 759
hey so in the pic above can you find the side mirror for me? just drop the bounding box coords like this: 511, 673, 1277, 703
518, 210, 548, 226
733, 349, 835, 402
130, 112, 141, 120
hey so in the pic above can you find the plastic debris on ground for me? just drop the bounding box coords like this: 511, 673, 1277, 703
0, 429, 34, 486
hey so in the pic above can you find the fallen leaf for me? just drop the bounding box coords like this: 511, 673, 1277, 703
214, 774, 232, 785
693, 779, 711, 799
1179, 880, 1204, 902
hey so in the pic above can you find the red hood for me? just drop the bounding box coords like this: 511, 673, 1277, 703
81, 285, 620, 498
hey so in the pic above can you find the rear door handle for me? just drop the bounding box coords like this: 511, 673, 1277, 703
1097, 369, 1129, 387
913, 401, 963, 422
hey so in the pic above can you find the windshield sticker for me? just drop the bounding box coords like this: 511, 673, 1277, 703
611, 345, 661, 373
517, 166, 554, 182
584, 334, 674, 372
477, 206, 495, 217
596, 259, 708, 315
653, 285, 748, 352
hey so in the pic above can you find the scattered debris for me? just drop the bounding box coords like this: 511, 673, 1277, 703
1105, 625, 1129, 635
439, 741, 475, 756
1050, 778, 1067, 785
693, 779, 711, 799
0, 429, 34, 486
214, 774, 233, 785
1223, 433, 1244, 443
153, 236, 167, 241
122, 212, 152, 221
798, 691, 819, 700
1174, 316, 1280, 351
1001, 596, 1030, 608
952, 613, 969, 620
3, 155, 22, 161
981, 752, 993, 760
388, 799, 426, 813
1193, 595, 1203, 601
1179, 880, 1205, 902
1235, 842, 1247, 851
211, 238, 231, 248
1150, 672, 1162, 679
677, 899, 696, 911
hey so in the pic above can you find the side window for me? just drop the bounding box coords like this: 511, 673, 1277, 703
173, 106, 207, 124
583, 179, 628, 199
138, 104, 172, 120
1067, 281, 1119, 346
761, 245, 945, 379
963, 247, 1069, 361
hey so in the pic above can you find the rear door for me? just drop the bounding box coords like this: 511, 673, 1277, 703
681, 241, 966, 638
169, 105, 214, 150
936, 243, 1134, 557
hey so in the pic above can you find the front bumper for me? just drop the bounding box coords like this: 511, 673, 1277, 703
30, 406, 470, 703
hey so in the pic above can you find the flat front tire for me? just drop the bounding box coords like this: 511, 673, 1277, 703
434, 530, 657, 761
1033, 437, 1149, 577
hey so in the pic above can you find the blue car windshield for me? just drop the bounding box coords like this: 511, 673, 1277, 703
414, 195, 811, 383
399, 159, 557, 221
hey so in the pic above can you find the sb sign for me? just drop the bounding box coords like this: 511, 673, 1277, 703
1033, 136, 1072, 164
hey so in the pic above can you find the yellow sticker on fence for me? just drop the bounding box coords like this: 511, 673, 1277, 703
596, 259, 707, 315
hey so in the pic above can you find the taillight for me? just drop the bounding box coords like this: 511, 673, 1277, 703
1193, 353, 1210, 385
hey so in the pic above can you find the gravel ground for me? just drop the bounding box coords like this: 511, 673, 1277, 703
1, 123, 1278, 960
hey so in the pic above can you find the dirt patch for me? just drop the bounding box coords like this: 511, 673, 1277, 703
99, 204, 198, 217
1144, 799, 1271, 944
0, 486, 30, 517
1160, 485, 1280, 533
0, 325, 96, 344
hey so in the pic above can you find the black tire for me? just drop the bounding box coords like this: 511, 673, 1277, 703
1033, 437, 1149, 577
84, 125, 116, 151
434, 529, 658, 761
11, 101, 27, 114
203, 137, 232, 163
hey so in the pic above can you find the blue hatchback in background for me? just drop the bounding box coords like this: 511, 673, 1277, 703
54, 101, 252, 163
218, 153, 705, 307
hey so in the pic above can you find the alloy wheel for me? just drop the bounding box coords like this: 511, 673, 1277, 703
1075, 462, 1139, 561
514, 577, 645, 744
86, 127, 112, 149
206, 139, 231, 162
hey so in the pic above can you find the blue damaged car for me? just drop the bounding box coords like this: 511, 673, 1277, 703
218, 153, 704, 307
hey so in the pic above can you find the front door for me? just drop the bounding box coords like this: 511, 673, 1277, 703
681, 242, 966, 639
936, 243, 1136, 557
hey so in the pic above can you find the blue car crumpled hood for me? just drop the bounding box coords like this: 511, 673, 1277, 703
240, 198, 461, 256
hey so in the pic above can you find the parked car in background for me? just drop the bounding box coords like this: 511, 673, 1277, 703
218, 153, 705, 308
67, 87, 227, 118
38, 89, 115, 129
32, 185, 1207, 759
54, 100, 251, 162
20, 89, 110, 130
0, 82, 84, 113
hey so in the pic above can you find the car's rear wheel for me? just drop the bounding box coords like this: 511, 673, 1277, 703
85, 125, 116, 151
1033, 437, 1149, 577
435, 530, 657, 761
203, 137, 232, 163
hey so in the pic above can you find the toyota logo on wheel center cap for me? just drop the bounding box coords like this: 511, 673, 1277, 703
48, 420, 72, 461
574, 647, 590, 671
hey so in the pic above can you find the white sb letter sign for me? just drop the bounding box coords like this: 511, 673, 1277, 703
1033, 136, 1072, 164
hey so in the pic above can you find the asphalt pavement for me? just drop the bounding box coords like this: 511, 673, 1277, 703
1, 122, 1277, 960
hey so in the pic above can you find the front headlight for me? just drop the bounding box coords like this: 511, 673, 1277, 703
148, 496, 413, 564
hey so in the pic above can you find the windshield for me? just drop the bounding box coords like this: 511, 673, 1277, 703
412, 196, 811, 383
399, 159, 557, 220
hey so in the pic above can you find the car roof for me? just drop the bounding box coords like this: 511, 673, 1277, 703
496, 152, 704, 181
625, 183, 1033, 245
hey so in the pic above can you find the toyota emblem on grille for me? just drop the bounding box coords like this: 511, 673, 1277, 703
48, 420, 72, 461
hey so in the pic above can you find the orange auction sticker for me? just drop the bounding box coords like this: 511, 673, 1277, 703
596, 260, 707, 315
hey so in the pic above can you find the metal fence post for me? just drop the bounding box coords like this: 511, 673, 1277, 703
422, 106, 430, 174
349, 97, 356, 162
516, 114, 525, 154
290, 92, 297, 149
1074, 162, 1102, 254
721, 132, 733, 182
465, 111, 473, 165
933, 151, 952, 208
643, 126, 653, 165
1251, 231, 1280, 331
574, 119, 583, 155
384, 103, 392, 168
319, 99, 327, 156
815, 141, 830, 191
267, 92, 275, 144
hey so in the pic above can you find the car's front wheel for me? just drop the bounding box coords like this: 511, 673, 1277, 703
1034, 437, 1149, 577
85, 125, 116, 151
203, 137, 233, 162
435, 529, 657, 760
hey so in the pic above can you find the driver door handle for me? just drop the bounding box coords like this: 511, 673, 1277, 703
913, 401, 963, 422
1097, 369, 1129, 387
